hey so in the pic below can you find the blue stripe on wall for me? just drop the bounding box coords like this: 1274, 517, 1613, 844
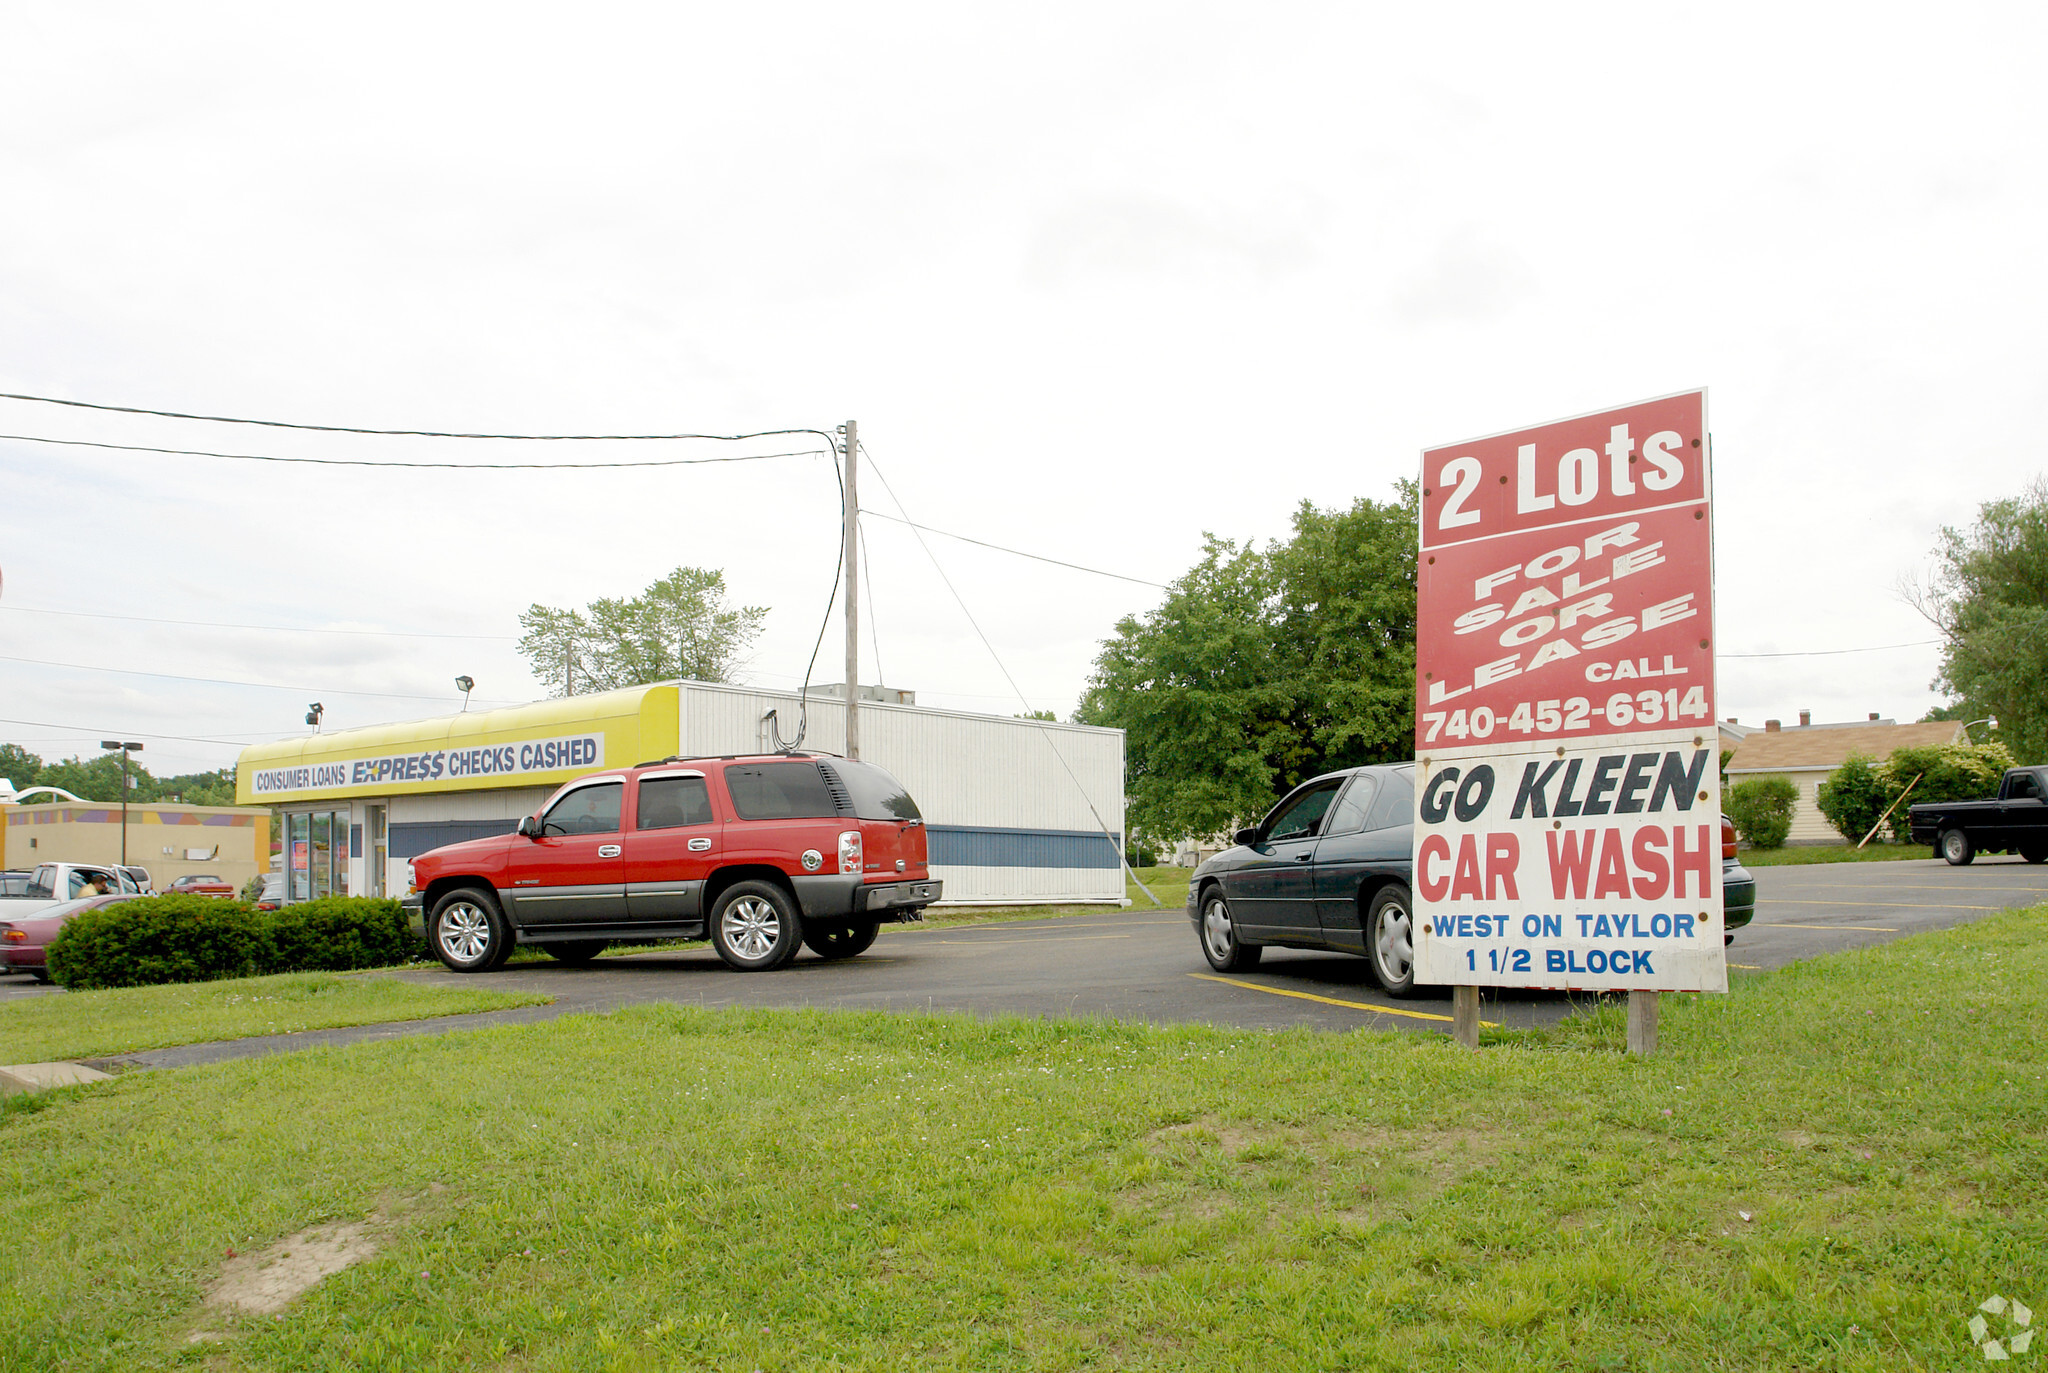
391, 820, 516, 860
925, 825, 1121, 870
392, 820, 1121, 870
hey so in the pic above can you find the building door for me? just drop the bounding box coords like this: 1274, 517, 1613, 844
363, 805, 388, 898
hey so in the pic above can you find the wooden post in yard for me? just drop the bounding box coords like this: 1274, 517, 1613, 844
1452, 985, 1481, 1049
1626, 990, 1659, 1056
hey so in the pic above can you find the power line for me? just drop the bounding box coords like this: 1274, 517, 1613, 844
1722, 640, 1940, 659
0, 604, 514, 641
859, 442, 1157, 905
0, 716, 268, 746
860, 508, 1168, 589
0, 431, 830, 471
0, 653, 518, 705
0, 391, 836, 444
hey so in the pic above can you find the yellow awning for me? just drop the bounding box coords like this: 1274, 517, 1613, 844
235, 685, 680, 804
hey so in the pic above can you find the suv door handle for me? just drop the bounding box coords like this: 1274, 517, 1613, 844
598, 845, 621, 858
688, 837, 712, 852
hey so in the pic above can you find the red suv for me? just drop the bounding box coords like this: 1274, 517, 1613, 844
402, 753, 940, 973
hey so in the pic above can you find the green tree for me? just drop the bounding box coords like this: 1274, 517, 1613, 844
519, 567, 767, 697
1076, 485, 1417, 844
1726, 776, 1798, 849
1913, 477, 2048, 763
32, 754, 159, 804
0, 744, 43, 793
158, 768, 238, 806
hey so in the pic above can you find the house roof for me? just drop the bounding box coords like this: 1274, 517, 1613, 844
1725, 721, 1965, 773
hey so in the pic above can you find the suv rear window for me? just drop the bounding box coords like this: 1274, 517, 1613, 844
724, 762, 839, 820
822, 760, 922, 821
638, 775, 714, 829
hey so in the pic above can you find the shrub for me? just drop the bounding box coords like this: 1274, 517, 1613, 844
48, 896, 275, 990
269, 897, 413, 972
1726, 776, 1799, 849
46, 895, 415, 991
1881, 741, 2017, 809
1816, 754, 1893, 844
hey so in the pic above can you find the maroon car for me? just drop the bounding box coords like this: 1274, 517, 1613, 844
166, 874, 236, 897
0, 893, 137, 982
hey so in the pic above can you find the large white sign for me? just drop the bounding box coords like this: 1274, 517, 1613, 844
249, 734, 603, 796
1415, 391, 1723, 992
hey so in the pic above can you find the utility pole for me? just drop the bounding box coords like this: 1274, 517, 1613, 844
100, 740, 142, 866
841, 419, 860, 760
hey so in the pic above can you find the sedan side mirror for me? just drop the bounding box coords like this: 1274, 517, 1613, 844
515, 815, 538, 838
1233, 826, 1259, 847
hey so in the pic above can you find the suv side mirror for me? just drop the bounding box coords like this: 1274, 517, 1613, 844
1233, 826, 1259, 847
516, 815, 538, 838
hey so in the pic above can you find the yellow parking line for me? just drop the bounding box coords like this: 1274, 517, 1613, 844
1729, 963, 1762, 970
1755, 922, 1897, 933
1188, 973, 1497, 1026
935, 934, 1132, 945
1761, 899, 2003, 911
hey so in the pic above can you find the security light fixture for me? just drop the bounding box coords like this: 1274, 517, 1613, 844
456, 675, 475, 711
306, 702, 324, 731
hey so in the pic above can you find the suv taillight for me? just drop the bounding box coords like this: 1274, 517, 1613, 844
1721, 816, 1738, 860
838, 830, 863, 875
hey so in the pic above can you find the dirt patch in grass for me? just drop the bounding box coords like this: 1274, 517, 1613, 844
201, 1220, 379, 1321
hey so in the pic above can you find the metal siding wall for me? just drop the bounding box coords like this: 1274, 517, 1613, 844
388, 787, 554, 824
675, 682, 1125, 903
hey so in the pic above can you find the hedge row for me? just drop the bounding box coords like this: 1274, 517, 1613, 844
45, 895, 418, 991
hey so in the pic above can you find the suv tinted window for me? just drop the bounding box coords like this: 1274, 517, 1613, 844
542, 781, 623, 835
822, 760, 922, 821
638, 775, 714, 830
725, 763, 838, 820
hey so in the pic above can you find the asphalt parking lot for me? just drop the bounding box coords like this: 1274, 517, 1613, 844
36, 856, 2048, 1071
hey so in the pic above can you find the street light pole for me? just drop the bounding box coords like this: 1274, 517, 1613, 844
99, 740, 143, 866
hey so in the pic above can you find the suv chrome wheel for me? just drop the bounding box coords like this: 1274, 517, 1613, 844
710, 880, 804, 971
723, 895, 781, 958
430, 887, 510, 973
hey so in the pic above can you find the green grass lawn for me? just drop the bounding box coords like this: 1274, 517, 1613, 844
0, 973, 550, 1065
1739, 843, 1936, 866
3, 907, 2044, 1370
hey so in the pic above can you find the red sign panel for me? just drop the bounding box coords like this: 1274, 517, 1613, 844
1421, 391, 1707, 549
1418, 392, 1714, 748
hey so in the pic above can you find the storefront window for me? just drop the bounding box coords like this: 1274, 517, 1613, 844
290, 813, 311, 900
311, 814, 332, 899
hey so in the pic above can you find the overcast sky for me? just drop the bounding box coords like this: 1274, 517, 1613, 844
3, 2, 2043, 780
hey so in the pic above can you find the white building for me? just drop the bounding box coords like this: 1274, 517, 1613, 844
235, 681, 1128, 906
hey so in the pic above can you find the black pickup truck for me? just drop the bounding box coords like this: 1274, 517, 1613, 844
1909, 766, 2048, 865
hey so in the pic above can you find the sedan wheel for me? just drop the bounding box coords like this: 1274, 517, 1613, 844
710, 880, 803, 971
1199, 890, 1260, 972
1368, 884, 1418, 997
